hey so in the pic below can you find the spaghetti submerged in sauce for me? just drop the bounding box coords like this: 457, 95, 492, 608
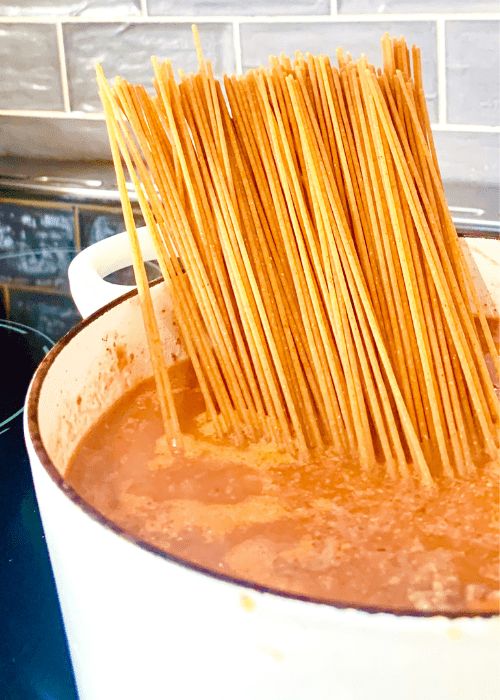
67, 361, 499, 614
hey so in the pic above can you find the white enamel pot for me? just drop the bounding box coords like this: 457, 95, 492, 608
24, 228, 500, 700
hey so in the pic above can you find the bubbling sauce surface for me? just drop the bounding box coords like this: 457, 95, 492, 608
66, 362, 499, 614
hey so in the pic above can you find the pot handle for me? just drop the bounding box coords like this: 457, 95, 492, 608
68, 227, 156, 319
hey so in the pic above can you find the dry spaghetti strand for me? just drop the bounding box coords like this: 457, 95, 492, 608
97, 27, 499, 486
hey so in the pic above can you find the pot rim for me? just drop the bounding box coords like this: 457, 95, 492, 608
26, 280, 498, 621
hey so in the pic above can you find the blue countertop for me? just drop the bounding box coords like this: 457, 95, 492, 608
0, 321, 78, 700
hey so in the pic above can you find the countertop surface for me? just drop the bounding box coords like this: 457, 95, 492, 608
0, 156, 498, 236
1, 320, 78, 700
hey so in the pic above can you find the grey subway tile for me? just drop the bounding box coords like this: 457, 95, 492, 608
432, 131, 499, 185
0, 24, 64, 111
147, 0, 329, 15
0, 117, 112, 160
0, 0, 141, 17
240, 21, 438, 121
64, 22, 235, 112
338, 0, 500, 13
446, 21, 499, 127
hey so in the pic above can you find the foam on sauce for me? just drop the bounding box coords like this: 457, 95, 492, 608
66, 360, 499, 614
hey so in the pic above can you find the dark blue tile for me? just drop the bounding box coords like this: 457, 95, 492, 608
9, 290, 81, 343
0, 203, 75, 290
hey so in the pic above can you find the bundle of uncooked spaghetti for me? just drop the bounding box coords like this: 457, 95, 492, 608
97, 28, 499, 487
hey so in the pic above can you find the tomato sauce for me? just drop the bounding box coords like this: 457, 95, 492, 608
66, 361, 499, 614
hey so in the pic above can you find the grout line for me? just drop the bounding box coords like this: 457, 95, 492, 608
437, 17, 447, 126
0, 194, 128, 214
140, 0, 148, 16
73, 206, 81, 250
56, 21, 71, 113
430, 123, 500, 133
0, 13, 498, 23
233, 21, 242, 76
0, 195, 77, 210
1, 281, 71, 298
0, 109, 105, 119
330, 0, 338, 16
0, 106, 496, 132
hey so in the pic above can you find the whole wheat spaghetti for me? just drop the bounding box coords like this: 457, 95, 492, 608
96, 29, 499, 486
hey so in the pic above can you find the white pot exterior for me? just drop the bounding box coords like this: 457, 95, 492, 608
24, 233, 500, 700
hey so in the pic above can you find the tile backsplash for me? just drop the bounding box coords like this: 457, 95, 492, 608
0, 190, 145, 340
240, 20, 439, 118
64, 21, 235, 112
0, 23, 64, 111
0, 2, 498, 343
0, 2, 498, 184
337, 0, 499, 13
445, 20, 499, 127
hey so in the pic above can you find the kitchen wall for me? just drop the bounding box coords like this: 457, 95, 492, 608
0, 0, 498, 184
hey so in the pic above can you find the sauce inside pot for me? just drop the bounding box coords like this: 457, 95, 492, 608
66, 360, 499, 614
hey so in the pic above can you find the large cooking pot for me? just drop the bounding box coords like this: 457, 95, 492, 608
24, 228, 500, 700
